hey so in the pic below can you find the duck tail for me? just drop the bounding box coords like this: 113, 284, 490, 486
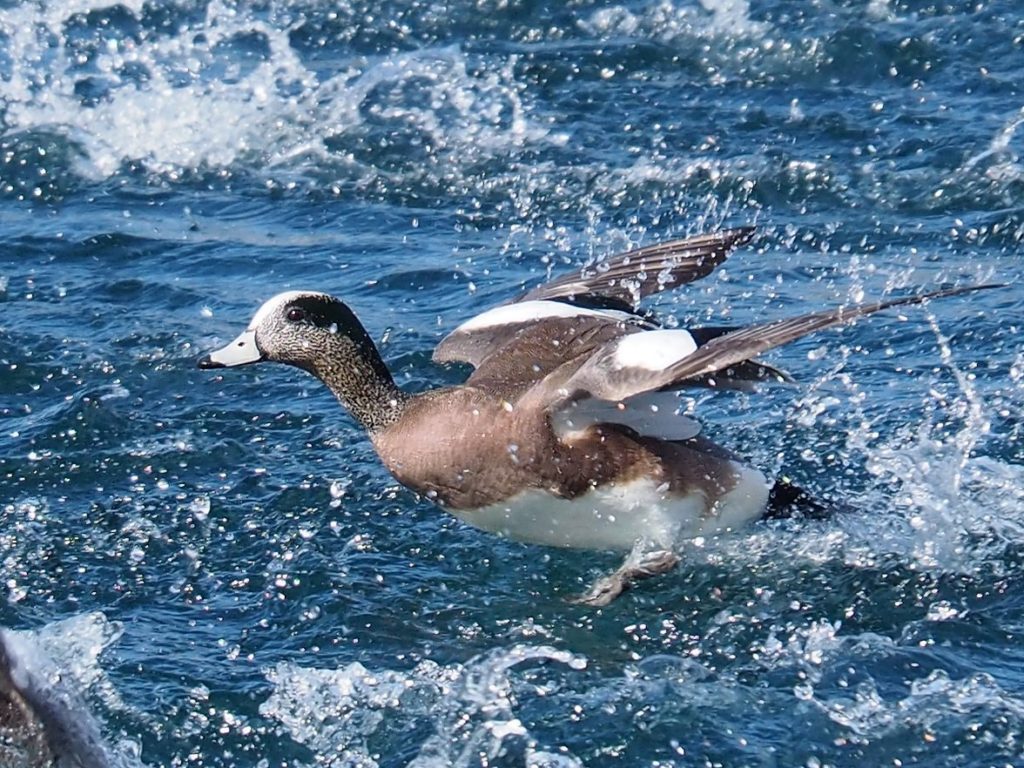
763, 477, 846, 520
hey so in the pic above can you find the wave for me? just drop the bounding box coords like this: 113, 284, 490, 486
0, 0, 558, 195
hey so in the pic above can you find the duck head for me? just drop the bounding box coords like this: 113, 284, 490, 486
198, 291, 377, 373
199, 291, 404, 432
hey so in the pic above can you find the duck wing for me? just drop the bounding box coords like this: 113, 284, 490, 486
532, 283, 1001, 410
433, 226, 753, 369
433, 302, 648, 369
518, 226, 755, 310
459, 314, 637, 401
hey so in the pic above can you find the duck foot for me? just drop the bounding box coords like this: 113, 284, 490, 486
572, 549, 680, 607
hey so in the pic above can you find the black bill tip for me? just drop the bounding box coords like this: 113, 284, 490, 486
197, 355, 224, 370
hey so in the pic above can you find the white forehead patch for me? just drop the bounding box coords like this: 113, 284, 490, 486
457, 300, 633, 332
611, 329, 698, 372
247, 290, 323, 329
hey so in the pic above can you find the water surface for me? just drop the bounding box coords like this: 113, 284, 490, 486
1, 0, 1023, 765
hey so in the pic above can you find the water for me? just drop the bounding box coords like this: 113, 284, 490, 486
1, 0, 1022, 765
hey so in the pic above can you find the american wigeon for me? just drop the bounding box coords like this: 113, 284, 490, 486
199, 227, 996, 604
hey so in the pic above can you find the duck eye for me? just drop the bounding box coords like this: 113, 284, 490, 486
286, 307, 306, 322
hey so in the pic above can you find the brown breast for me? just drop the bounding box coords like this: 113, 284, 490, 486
370, 387, 742, 512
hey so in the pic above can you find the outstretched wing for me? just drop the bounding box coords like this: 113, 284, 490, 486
518, 226, 755, 310
433, 226, 754, 368
540, 283, 1001, 408
433, 302, 649, 369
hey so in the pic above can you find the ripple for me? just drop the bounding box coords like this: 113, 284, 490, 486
1, 0, 1023, 765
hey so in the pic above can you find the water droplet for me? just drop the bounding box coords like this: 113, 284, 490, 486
330, 478, 352, 499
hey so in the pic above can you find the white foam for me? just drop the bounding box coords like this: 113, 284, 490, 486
579, 0, 770, 43
0, 612, 140, 767
824, 669, 1017, 736
27, 612, 127, 710
963, 108, 1024, 171
0, 1, 558, 183
261, 645, 587, 767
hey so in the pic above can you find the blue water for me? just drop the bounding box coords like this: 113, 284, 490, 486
2, 0, 1023, 765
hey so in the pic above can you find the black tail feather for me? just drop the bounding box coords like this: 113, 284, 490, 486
763, 477, 841, 520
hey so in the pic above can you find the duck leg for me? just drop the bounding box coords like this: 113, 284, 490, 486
572, 549, 680, 606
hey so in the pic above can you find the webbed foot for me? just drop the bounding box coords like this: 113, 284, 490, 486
571, 549, 680, 607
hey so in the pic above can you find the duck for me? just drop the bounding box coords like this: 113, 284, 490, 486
198, 227, 996, 605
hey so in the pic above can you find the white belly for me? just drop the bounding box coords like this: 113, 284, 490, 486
448, 463, 770, 551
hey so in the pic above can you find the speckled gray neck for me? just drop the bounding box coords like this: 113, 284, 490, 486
250, 292, 411, 434
305, 350, 410, 434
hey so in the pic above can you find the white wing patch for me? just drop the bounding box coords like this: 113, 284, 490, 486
610, 329, 698, 372
553, 391, 701, 441
456, 300, 634, 332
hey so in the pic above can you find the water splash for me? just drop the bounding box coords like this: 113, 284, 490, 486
816, 669, 1024, 754
0, 0, 555, 191
1, 612, 143, 767
261, 644, 587, 767
962, 107, 1024, 179
579, 0, 770, 43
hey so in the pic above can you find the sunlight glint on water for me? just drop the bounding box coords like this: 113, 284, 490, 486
1, 0, 1023, 765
